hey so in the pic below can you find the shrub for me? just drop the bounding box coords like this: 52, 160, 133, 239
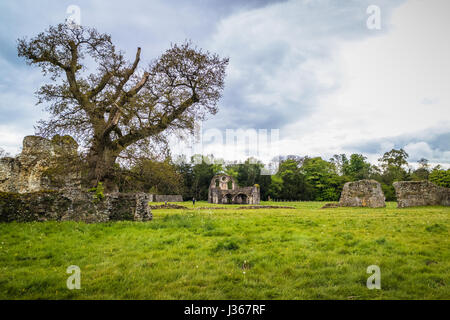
88, 182, 105, 202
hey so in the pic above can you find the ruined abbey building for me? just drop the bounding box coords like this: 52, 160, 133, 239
208, 174, 260, 204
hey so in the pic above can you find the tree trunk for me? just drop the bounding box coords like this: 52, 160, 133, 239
87, 143, 119, 193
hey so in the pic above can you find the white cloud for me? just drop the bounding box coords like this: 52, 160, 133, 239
278, 0, 450, 162
175, 0, 450, 167
0, 125, 31, 155
206, 0, 383, 130
404, 141, 450, 165
404, 141, 434, 160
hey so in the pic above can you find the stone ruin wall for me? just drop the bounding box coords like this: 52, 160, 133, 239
0, 190, 152, 223
0, 135, 154, 223
339, 179, 386, 208
393, 180, 450, 208
0, 135, 80, 193
442, 189, 450, 206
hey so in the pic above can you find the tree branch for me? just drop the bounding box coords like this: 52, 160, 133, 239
113, 93, 199, 150
103, 71, 150, 139
65, 40, 86, 105
88, 72, 113, 99
108, 47, 143, 102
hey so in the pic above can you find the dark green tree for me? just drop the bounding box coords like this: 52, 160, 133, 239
429, 166, 450, 188
376, 148, 410, 200
278, 158, 309, 200
342, 154, 372, 180
330, 154, 349, 175
412, 158, 430, 181
190, 155, 223, 200
301, 157, 343, 201
225, 158, 271, 200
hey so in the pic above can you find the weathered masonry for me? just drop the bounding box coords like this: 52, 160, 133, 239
0, 135, 80, 193
393, 180, 450, 208
339, 179, 386, 208
208, 174, 260, 204
0, 190, 152, 223
0, 135, 153, 223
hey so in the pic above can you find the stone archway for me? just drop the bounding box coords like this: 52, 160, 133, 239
223, 194, 233, 204
233, 193, 248, 204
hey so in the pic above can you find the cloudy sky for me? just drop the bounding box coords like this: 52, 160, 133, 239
1, 0, 449, 167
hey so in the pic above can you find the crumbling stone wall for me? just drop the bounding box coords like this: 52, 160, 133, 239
393, 180, 450, 208
442, 188, 450, 206
0, 157, 21, 192
0, 135, 80, 193
339, 179, 386, 208
0, 190, 152, 223
107, 192, 152, 221
151, 194, 183, 202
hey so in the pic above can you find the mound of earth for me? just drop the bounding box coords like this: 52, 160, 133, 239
321, 203, 340, 209
149, 204, 188, 209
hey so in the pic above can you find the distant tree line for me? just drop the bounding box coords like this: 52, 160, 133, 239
114, 148, 450, 201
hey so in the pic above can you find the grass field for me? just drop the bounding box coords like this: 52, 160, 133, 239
0, 201, 448, 299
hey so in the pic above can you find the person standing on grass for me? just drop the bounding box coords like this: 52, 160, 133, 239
193, 197, 196, 207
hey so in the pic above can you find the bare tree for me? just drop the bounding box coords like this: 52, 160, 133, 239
17, 24, 228, 192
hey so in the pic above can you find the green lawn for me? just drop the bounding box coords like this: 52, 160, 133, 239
0, 201, 448, 299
